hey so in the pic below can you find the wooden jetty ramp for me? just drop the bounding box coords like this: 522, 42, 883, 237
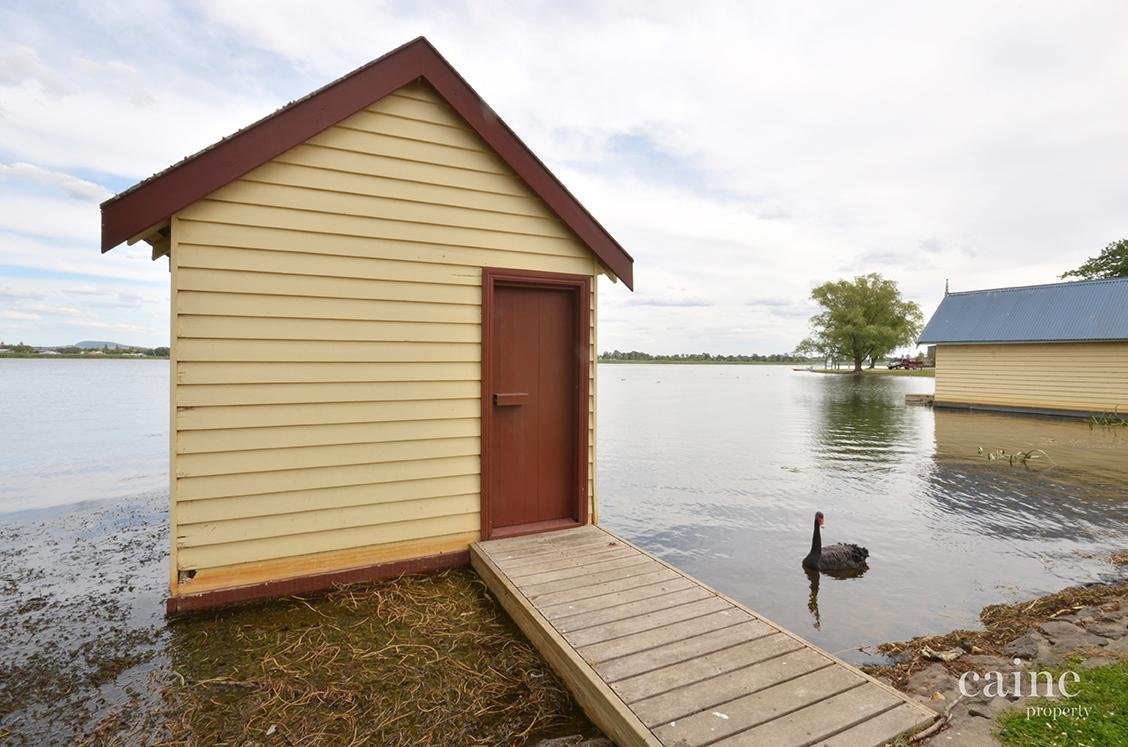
472, 525, 936, 746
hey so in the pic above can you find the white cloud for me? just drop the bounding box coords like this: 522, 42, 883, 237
0, 162, 111, 202
0, 44, 70, 95
0, 309, 41, 320
0, 37, 277, 180
0, 229, 165, 283
0, 275, 167, 346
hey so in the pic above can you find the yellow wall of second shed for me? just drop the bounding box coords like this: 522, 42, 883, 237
935, 342, 1128, 414
169, 81, 602, 596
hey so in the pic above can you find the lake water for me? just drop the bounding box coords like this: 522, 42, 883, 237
2, 360, 1127, 663
598, 364, 1128, 661
0, 359, 166, 514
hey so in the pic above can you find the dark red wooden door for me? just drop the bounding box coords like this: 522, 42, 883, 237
486, 282, 581, 536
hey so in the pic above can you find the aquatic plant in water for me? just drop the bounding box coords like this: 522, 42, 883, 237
977, 446, 1054, 468
1088, 406, 1128, 429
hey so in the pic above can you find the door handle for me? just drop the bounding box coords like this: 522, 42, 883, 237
494, 392, 529, 406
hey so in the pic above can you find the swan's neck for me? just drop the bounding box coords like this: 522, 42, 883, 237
809, 519, 822, 557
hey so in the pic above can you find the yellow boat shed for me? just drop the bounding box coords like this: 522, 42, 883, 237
919, 277, 1128, 418
100, 37, 634, 612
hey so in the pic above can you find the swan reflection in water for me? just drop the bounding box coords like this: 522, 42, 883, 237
804, 565, 868, 631
801, 510, 870, 630
805, 567, 821, 629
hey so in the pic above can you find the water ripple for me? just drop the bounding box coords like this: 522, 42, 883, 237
597, 364, 1128, 662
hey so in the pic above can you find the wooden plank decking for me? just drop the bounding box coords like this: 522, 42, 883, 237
471, 525, 936, 747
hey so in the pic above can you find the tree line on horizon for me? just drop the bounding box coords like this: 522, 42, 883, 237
0, 342, 169, 357
599, 350, 811, 363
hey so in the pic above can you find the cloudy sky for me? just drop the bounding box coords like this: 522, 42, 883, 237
2, 2, 1126, 352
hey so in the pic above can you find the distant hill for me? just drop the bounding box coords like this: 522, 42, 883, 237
74, 340, 128, 350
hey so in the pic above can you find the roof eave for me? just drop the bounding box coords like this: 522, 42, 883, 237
920, 338, 1126, 344
99, 37, 634, 289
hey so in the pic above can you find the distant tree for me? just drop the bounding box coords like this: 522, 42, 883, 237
802, 273, 923, 374
794, 335, 842, 366
1061, 238, 1128, 280
153, 347, 170, 357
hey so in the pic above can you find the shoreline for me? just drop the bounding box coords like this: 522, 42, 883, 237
806, 367, 936, 377
597, 359, 811, 365
0, 492, 599, 745
0, 355, 168, 360
862, 575, 1128, 744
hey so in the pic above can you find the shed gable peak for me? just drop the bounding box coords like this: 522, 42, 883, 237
100, 37, 634, 288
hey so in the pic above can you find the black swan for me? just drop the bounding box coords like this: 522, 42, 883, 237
802, 511, 868, 571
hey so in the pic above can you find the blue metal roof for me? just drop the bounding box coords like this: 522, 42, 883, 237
918, 277, 1128, 344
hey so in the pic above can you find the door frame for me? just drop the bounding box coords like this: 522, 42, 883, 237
480, 267, 591, 540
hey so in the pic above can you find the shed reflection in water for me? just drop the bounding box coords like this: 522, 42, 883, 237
930, 409, 1128, 544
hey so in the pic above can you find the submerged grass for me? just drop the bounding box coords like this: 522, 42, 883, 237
1088, 407, 1128, 429
138, 569, 594, 746
996, 660, 1128, 746
1, 496, 594, 744
863, 580, 1128, 689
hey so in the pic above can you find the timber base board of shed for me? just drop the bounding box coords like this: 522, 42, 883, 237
933, 399, 1105, 420
166, 549, 469, 615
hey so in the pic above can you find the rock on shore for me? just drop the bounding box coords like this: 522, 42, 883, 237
880, 590, 1128, 745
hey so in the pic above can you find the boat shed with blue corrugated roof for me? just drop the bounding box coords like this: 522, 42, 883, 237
919, 277, 1128, 417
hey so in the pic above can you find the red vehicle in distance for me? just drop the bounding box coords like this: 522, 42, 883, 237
887, 356, 925, 369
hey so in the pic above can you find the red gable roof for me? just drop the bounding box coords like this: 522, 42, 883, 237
100, 37, 634, 288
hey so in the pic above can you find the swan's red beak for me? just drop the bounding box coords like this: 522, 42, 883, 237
818, 517, 825, 527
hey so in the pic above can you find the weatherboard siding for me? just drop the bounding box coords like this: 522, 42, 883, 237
935, 342, 1128, 414
168, 81, 599, 596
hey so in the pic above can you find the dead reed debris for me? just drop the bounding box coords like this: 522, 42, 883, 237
863, 580, 1128, 689
147, 569, 595, 746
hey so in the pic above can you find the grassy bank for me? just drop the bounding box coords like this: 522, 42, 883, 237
997, 660, 1128, 746
809, 367, 935, 377
598, 359, 809, 365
